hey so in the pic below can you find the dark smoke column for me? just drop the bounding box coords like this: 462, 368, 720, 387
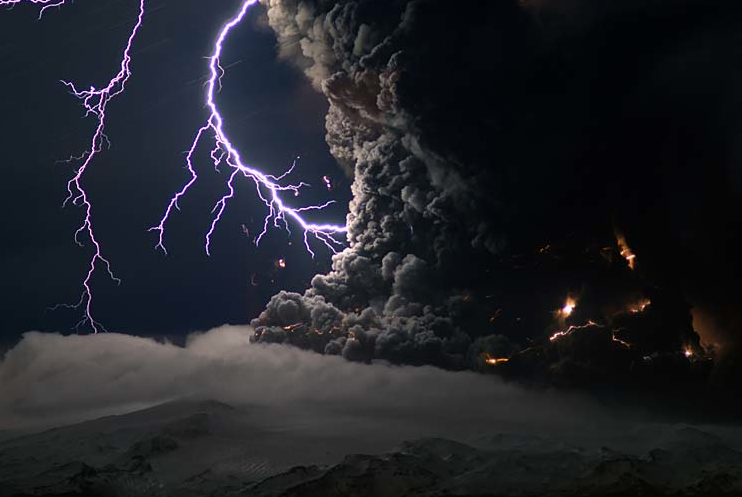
252, 0, 713, 384
251, 0, 531, 369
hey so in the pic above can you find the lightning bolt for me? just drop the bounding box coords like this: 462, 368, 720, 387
0, 0, 65, 19
150, 0, 348, 259
6, 0, 346, 332
57, 0, 145, 333
6, 0, 146, 332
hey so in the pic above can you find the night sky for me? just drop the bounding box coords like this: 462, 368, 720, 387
0, 0, 349, 344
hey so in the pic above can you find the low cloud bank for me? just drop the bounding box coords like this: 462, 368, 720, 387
2, 326, 620, 435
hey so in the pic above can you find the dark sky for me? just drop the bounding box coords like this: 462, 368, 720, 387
0, 0, 350, 344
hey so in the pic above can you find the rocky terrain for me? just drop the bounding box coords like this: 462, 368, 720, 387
1, 401, 741, 497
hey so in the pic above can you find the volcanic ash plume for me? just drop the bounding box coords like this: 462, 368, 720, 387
253, 0, 524, 369
252, 0, 740, 389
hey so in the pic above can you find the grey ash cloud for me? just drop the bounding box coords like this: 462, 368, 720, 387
253, 0, 742, 390
253, 0, 531, 369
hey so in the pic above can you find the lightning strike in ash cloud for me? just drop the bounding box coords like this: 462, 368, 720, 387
150, 0, 348, 259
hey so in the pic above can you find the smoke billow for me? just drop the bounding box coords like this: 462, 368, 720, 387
253, 0, 742, 389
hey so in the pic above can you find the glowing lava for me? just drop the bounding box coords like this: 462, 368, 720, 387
151, 0, 347, 259
611, 332, 632, 348
557, 297, 577, 319
484, 354, 510, 365
550, 326, 577, 342
615, 230, 637, 270
562, 301, 575, 317
549, 320, 633, 348
629, 298, 651, 314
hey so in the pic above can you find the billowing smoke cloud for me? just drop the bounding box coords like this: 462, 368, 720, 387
252, 0, 515, 371
252, 0, 742, 387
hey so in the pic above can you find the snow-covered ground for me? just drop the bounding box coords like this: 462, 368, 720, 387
2, 399, 742, 497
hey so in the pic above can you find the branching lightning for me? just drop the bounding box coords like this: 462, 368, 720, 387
150, 0, 348, 259
5, 0, 146, 332
5, 0, 347, 333
0, 0, 65, 19
58, 0, 145, 333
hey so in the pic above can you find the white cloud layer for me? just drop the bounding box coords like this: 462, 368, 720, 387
0, 326, 617, 432
6, 325, 731, 455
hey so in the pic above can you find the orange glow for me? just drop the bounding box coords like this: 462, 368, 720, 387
559, 297, 577, 318
483, 354, 509, 365
489, 309, 503, 323
629, 298, 651, 314
486, 357, 509, 365
684, 347, 694, 358
550, 320, 598, 342
550, 329, 571, 342
282, 323, 303, 332
611, 333, 632, 348
550, 321, 630, 348
615, 231, 636, 270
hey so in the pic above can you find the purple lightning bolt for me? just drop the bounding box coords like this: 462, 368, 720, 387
0, 0, 65, 18
151, 0, 347, 259
12, 0, 147, 332
56, 0, 145, 333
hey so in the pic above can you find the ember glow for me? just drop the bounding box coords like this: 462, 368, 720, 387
615, 230, 637, 270
558, 297, 577, 318
629, 298, 651, 314
151, 0, 348, 259
484, 355, 510, 365
549, 320, 633, 349
562, 302, 575, 317
611, 332, 632, 348
549, 320, 597, 342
